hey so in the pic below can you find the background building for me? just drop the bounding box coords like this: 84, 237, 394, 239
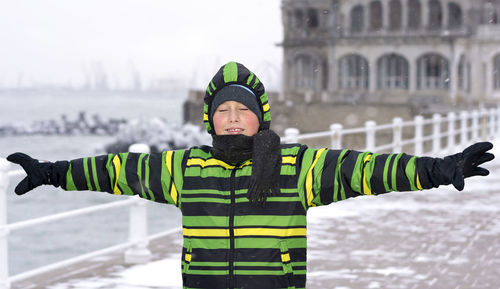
185, 0, 500, 136
281, 0, 500, 109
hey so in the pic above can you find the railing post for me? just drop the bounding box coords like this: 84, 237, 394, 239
447, 112, 456, 153
392, 117, 403, 153
497, 106, 500, 137
432, 113, 442, 155
480, 108, 487, 141
124, 144, 152, 264
0, 159, 11, 289
414, 115, 424, 156
472, 110, 479, 142
460, 111, 468, 147
330, 124, 343, 149
283, 128, 300, 144
489, 108, 495, 140
365, 121, 376, 151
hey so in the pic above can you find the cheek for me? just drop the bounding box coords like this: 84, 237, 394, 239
243, 113, 260, 135
212, 114, 225, 133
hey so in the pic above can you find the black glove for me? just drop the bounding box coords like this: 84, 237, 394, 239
7, 152, 68, 195
417, 142, 494, 191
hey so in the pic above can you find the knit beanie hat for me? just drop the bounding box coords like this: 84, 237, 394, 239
209, 84, 263, 123
204, 61, 271, 135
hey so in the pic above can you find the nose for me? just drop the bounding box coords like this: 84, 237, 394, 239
228, 109, 240, 122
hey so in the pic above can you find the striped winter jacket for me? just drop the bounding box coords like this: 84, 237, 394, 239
61, 143, 424, 289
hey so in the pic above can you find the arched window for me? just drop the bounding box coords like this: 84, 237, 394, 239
370, 1, 383, 31
351, 5, 365, 33
448, 2, 463, 29
377, 54, 409, 89
457, 55, 470, 91
494, 54, 500, 90
429, 0, 442, 30
417, 54, 450, 90
307, 8, 319, 28
389, 0, 402, 30
294, 55, 322, 91
338, 54, 369, 89
408, 0, 421, 29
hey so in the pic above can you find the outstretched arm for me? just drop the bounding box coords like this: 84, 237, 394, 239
303, 142, 493, 208
7, 151, 185, 206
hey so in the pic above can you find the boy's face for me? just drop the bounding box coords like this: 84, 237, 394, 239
213, 100, 260, 136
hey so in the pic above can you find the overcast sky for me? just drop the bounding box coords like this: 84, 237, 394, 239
0, 0, 283, 90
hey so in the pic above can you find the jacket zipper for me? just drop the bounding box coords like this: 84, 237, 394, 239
228, 168, 237, 289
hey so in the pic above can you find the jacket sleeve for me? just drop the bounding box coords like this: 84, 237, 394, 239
299, 148, 423, 208
60, 150, 186, 207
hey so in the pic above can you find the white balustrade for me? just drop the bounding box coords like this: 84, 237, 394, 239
330, 124, 343, 149
414, 115, 424, 156
447, 112, 456, 154
392, 117, 403, 153
365, 121, 376, 152
432, 113, 442, 154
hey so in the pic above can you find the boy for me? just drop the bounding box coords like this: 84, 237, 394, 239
8, 62, 494, 289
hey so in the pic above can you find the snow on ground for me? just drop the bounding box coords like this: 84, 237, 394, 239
45, 140, 500, 288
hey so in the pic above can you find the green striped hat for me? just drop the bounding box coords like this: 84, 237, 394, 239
203, 61, 271, 134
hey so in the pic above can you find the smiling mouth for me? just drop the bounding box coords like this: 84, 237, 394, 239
226, 128, 244, 134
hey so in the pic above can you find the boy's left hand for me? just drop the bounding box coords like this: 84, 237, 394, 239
445, 142, 494, 191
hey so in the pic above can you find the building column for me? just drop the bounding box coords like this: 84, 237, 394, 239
422, 0, 429, 29
442, 2, 449, 30
364, 5, 370, 33
369, 57, 377, 93
401, 0, 408, 31
409, 58, 417, 93
382, 0, 390, 31
486, 61, 493, 99
469, 45, 481, 102
450, 50, 459, 103
328, 46, 336, 93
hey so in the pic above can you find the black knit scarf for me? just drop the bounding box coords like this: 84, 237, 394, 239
211, 130, 281, 205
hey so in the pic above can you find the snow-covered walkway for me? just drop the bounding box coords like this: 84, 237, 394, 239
12, 143, 500, 289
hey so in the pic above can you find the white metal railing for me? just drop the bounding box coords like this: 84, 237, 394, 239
0, 107, 499, 288
0, 143, 182, 289
282, 107, 500, 156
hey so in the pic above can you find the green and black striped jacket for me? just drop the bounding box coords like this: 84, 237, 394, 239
61, 144, 424, 289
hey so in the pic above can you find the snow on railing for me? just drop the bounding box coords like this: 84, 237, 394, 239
0, 107, 499, 288
282, 108, 500, 156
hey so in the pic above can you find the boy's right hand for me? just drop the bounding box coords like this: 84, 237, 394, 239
7, 152, 56, 195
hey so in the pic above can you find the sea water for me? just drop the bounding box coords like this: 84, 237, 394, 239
0, 91, 185, 275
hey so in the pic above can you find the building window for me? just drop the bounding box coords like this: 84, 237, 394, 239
389, 0, 402, 30
294, 55, 321, 91
408, 0, 421, 29
370, 1, 383, 31
429, 0, 442, 30
417, 54, 450, 90
338, 54, 369, 89
307, 8, 319, 28
494, 54, 500, 90
377, 54, 409, 89
457, 55, 470, 91
351, 5, 365, 33
448, 2, 463, 29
